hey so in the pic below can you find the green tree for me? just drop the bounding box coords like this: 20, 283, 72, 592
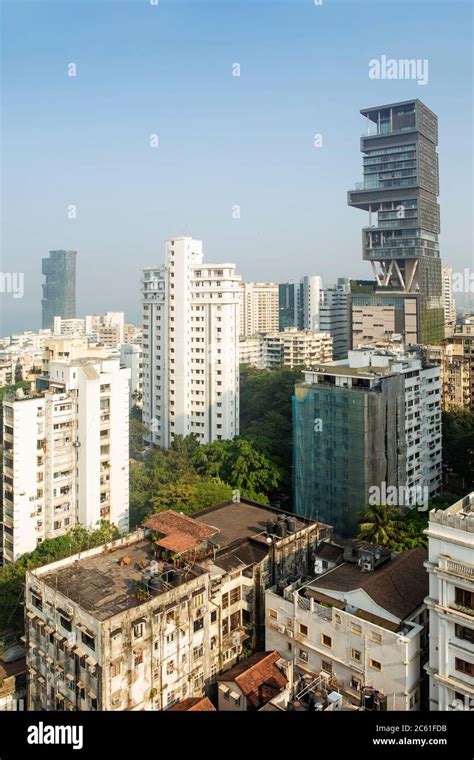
357, 504, 406, 547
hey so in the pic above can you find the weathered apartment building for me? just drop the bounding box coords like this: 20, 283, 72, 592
25, 500, 330, 711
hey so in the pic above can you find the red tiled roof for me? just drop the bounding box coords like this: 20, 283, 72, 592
143, 510, 218, 554
217, 651, 287, 709
169, 697, 216, 712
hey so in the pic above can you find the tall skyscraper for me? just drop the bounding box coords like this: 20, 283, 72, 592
41, 250, 77, 329
142, 237, 241, 448
293, 347, 442, 536
2, 354, 130, 561
348, 100, 444, 347
239, 282, 279, 336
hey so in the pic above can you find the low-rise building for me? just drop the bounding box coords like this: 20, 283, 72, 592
0, 657, 26, 711
217, 650, 289, 711
25, 501, 330, 710
424, 493, 474, 711
265, 544, 429, 710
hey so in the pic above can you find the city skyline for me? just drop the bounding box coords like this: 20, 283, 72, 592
1, 0, 473, 334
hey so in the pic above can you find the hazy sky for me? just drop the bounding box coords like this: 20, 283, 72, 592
1, 0, 473, 333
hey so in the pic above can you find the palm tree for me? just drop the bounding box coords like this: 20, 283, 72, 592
357, 503, 405, 547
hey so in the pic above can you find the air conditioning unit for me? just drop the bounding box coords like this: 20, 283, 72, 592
277, 624, 285, 634
286, 629, 294, 638
64, 604, 74, 618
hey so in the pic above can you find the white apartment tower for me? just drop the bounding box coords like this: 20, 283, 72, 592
424, 493, 474, 711
442, 266, 456, 327
142, 237, 241, 448
2, 357, 130, 562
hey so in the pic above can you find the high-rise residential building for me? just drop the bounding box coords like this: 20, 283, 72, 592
142, 237, 240, 448
266, 543, 429, 711
24, 500, 330, 711
239, 282, 279, 337
424, 493, 474, 711
348, 100, 444, 347
41, 250, 77, 330
278, 276, 323, 332
442, 266, 456, 328
2, 355, 130, 562
293, 347, 442, 536
319, 278, 351, 359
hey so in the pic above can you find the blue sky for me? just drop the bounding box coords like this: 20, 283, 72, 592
1, 0, 473, 332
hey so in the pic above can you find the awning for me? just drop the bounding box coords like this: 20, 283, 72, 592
86, 656, 97, 667
46, 656, 54, 665
64, 641, 74, 650
87, 690, 97, 700
36, 620, 45, 627
74, 647, 85, 658
230, 691, 240, 701
66, 673, 74, 682
37, 676, 45, 685
28, 642, 35, 649
26, 611, 36, 620
29, 667, 37, 676
44, 625, 53, 634
76, 681, 85, 689
37, 649, 45, 657
53, 632, 63, 641
55, 665, 64, 673
56, 693, 65, 702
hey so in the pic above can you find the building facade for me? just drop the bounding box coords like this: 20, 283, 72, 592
41, 250, 77, 330
142, 238, 240, 448
424, 493, 474, 711
293, 348, 442, 536
239, 282, 279, 337
319, 279, 351, 360
2, 356, 130, 561
24, 501, 330, 711
265, 545, 429, 711
348, 100, 444, 347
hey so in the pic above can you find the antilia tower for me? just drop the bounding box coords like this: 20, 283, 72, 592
348, 100, 444, 347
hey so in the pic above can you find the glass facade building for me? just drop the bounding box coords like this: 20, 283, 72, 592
41, 250, 77, 329
348, 100, 444, 345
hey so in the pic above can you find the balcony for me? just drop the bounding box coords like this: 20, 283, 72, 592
446, 560, 474, 580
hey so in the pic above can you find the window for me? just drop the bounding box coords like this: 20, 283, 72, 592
321, 660, 332, 674
134, 652, 143, 667
298, 649, 308, 663
166, 633, 174, 645
110, 660, 122, 678
166, 660, 175, 675
59, 615, 72, 632
193, 645, 204, 661
370, 659, 382, 671
211, 610, 217, 623
455, 658, 474, 677
286, 642, 292, 653
230, 587, 241, 605
269, 609, 278, 620
351, 648, 362, 663
455, 624, 474, 644
299, 624, 308, 636
321, 634, 332, 648
31, 593, 43, 612
409, 690, 419, 708
81, 631, 95, 651
193, 617, 204, 632
350, 622, 362, 635
455, 588, 474, 610
370, 631, 383, 644
133, 623, 144, 639
193, 593, 205, 608
350, 676, 362, 691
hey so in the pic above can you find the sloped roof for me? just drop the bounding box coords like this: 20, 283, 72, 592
217, 651, 287, 708
169, 697, 216, 712
143, 510, 218, 553
310, 547, 428, 621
